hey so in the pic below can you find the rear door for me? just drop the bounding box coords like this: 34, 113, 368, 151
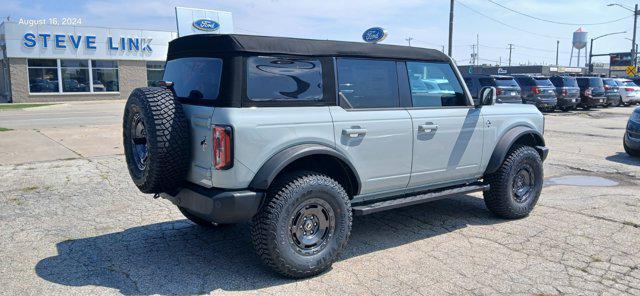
330, 58, 413, 196
403, 61, 484, 191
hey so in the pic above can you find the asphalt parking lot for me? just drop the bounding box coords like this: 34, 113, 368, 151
0, 102, 639, 295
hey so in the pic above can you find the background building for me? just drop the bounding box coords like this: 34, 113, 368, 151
0, 21, 177, 103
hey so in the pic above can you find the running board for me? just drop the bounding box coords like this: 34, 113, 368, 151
352, 184, 489, 216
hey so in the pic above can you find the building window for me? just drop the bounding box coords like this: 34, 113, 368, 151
92, 60, 119, 92
27, 59, 59, 93
146, 61, 165, 87
60, 59, 90, 92
27, 59, 120, 94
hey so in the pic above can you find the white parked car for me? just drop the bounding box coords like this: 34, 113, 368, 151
615, 79, 640, 106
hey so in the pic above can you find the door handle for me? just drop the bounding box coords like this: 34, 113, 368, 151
342, 128, 367, 138
418, 124, 439, 132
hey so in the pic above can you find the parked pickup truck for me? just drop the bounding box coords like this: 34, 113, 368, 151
123, 34, 548, 278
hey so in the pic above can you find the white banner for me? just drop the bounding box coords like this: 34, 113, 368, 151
175, 7, 234, 37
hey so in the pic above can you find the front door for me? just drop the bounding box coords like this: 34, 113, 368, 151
403, 61, 484, 190
331, 58, 413, 195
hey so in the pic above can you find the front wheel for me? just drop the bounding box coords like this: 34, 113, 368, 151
251, 171, 352, 278
483, 146, 543, 219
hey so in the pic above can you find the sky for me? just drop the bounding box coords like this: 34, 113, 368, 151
2, 0, 639, 66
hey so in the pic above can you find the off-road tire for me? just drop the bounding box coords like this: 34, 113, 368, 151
483, 146, 543, 219
123, 87, 190, 193
251, 171, 352, 278
178, 206, 223, 228
624, 134, 640, 157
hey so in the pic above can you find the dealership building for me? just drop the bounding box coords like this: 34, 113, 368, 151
0, 21, 177, 103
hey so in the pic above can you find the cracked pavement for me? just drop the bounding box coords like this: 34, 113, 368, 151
0, 103, 639, 295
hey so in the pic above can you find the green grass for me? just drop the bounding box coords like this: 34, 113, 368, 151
0, 103, 54, 110
0, 127, 12, 132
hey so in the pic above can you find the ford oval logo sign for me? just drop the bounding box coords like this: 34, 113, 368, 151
362, 27, 387, 43
192, 19, 220, 32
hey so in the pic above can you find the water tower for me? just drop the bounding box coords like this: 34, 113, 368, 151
570, 27, 588, 67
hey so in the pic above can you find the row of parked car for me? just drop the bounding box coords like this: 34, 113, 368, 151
463, 74, 640, 112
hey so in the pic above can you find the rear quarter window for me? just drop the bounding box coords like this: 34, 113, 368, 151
163, 57, 222, 100
246, 56, 323, 101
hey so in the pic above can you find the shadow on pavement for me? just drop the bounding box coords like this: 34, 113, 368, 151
35, 194, 504, 294
605, 152, 640, 166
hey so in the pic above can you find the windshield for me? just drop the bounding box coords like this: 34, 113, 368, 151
163, 57, 222, 100
534, 78, 554, 87
494, 78, 518, 87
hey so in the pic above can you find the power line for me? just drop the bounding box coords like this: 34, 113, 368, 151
457, 1, 570, 40
487, 0, 633, 26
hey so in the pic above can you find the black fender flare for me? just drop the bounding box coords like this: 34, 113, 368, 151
249, 144, 361, 194
484, 126, 547, 175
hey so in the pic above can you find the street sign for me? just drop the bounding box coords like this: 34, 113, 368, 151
626, 65, 637, 76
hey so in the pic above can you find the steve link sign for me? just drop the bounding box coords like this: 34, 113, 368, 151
22, 32, 153, 52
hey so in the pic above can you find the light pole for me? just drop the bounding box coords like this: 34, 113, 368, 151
448, 0, 454, 57
608, 3, 639, 72
588, 31, 626, 74
626, 37, 639, 64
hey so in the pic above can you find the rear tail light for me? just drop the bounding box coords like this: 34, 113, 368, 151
585, 88, 592, 97
496, 88, 503, 95
626, 87, 635, 92
213, 125, 233, 170
562, 89, 568, 97
531, 86, 541, 94
604, 85, 611, 90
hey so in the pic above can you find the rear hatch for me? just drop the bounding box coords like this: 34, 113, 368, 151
588, 78, 606, 98
163, 57, 221, 187
533, 77, 556, 99
494, 77, 521, 103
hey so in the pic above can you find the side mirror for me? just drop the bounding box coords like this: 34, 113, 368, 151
478, 86, 497, 107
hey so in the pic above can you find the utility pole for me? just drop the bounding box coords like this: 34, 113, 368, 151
476, 34, 480, 65
448, 0, 454, 56
508, 44, 514, 67
556, 40, 560, 66
405, 37, 413, 47
633, 4, 638, 73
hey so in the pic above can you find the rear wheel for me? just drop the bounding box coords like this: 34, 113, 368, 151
251, 171, 352, 278
582, 105, 591, 110
484, 146, 543, 219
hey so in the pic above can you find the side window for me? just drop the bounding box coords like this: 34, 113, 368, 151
337, 58, 399, 108
163, 57, 222, 100
246, 56, 323, 101
406, 61, 468, 107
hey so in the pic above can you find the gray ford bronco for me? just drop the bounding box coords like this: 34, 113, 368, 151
123, 34, 548, 278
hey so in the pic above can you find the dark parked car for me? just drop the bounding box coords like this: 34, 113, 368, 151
624, 107, 640, 157
603, 78, 622, 107
513, 75, 557, 111
549, 75, 581, 111
463, 74, 522, 104
576, 77, 606, 110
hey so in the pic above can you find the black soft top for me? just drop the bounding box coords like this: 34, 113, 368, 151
167, 34, 450, 62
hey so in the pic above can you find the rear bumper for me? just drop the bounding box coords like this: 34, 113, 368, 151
557, 97, 580, 108
580, 96, 606, 107
161, 185, 264, 224
525, 96, 557, 108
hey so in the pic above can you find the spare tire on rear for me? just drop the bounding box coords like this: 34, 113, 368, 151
123, 87, 190, 194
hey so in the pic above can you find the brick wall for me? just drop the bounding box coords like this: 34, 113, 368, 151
8, 58, 148, 103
